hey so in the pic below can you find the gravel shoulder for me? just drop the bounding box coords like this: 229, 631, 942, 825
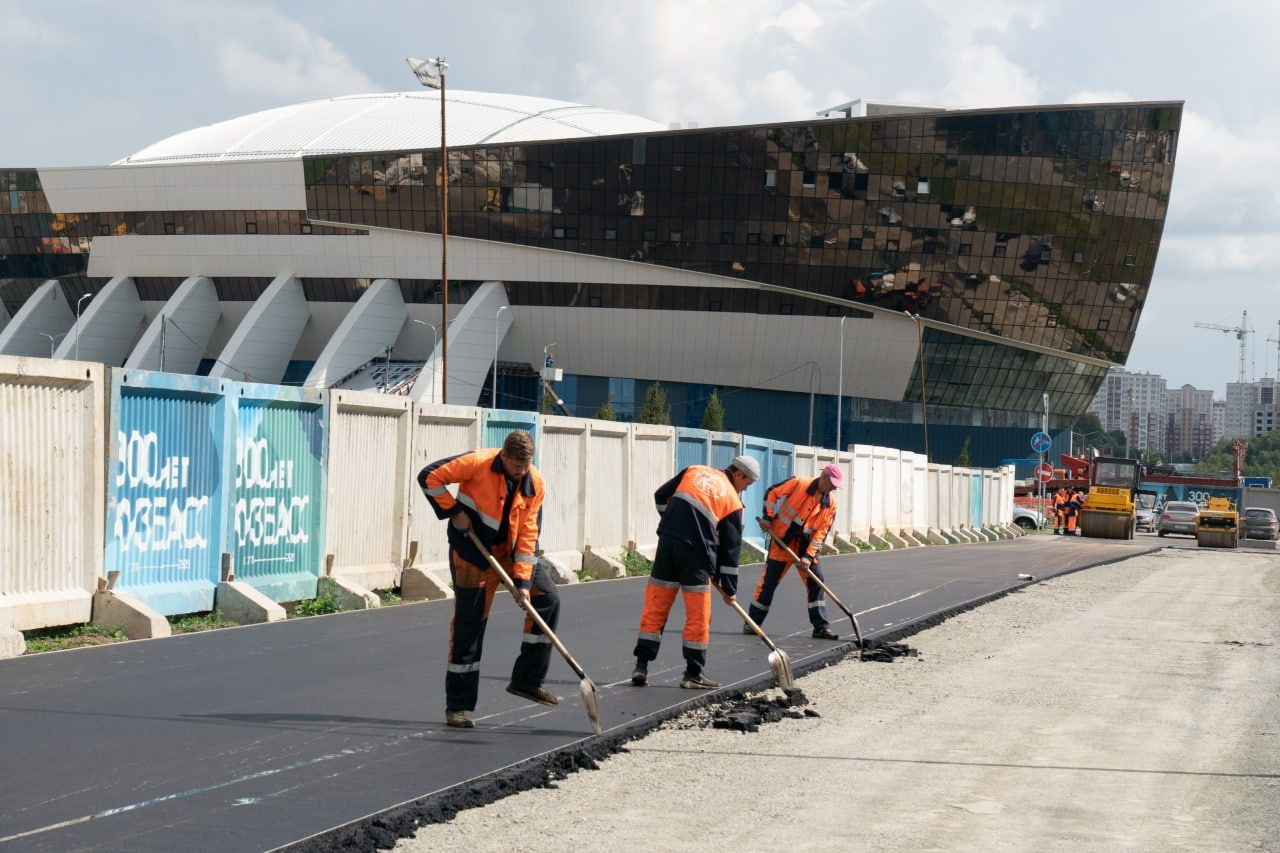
400, 548, 1280, 852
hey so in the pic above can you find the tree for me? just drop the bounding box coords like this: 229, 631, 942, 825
700, 389, 724, 431
638, 382, 671, 425
595, 395, 617, 421
953, 435, 970, 466
1196, 431, 1280, 478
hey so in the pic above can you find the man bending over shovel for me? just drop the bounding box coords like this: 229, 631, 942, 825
418, 430, 560, 729
748, 463, 843, 640
631, 455, 759, 690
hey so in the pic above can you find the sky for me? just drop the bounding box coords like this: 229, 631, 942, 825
3, 0, 1277, 396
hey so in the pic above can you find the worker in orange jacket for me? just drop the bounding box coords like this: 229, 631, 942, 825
748, 464, 843, 640
1053, 490, 1067, 534
631, 455, 759, 690
418, 430, 559, 729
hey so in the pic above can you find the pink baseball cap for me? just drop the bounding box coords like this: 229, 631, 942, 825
821, 463, 844, 488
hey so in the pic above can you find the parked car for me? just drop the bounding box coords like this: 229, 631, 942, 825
1242, 507, 1279, 541
1135, 493, 1156, 533
1012, 505, 1044, 530
1157, 501, 1199, 537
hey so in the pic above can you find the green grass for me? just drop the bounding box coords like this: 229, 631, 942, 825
577, 564, 599, 582
378, 589, 403, 606
834, 539, 859, 555
622, 550, 653, 577
293, 591, 344, 617
169, 612, 239, 634
23, 623, 127, 654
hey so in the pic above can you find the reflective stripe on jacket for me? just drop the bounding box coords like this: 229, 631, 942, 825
654, 466, 744, 594
418, 448, 545, 588
762, 476, 835, 560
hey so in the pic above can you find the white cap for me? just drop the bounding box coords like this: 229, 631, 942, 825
730, 455, 761, 482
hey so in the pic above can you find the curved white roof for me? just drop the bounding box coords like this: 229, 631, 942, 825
117, 91, 667, 165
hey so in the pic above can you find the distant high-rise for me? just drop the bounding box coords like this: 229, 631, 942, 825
1088, 367, 1167, 453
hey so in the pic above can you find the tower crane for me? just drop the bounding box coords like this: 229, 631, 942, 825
1269, 320, 1280, 379
1194, 310, 1251, 385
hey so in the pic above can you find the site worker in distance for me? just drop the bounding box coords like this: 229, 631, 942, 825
631, 455, 760, 690
418, 430, 560, 730
749, 463, 843, 640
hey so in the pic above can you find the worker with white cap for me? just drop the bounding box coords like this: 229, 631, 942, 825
631, 455, 760, 689
749, 462, 844, 640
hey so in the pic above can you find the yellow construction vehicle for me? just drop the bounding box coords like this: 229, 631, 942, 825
1196, 497, 1239, 549
1078, 456, 1141, 539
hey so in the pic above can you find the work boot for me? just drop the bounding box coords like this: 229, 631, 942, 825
506, 683, 560, 706
445, 710, 475, 729
680, 671, 721, 690
631, 661, 648, 686
742, 623, 755, 635
812, 626, 839, 640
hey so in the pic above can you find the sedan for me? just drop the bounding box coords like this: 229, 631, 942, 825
1242, 507, 1279, 541
1157, 501, 1200, 537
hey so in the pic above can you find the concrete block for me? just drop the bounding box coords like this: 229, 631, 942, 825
583, 547, 627, 580
1006, 523, 1026, 538
939, 529, 961, 544
868, 532, 894, 550
832, 532, 857, 553
906, 530, 931, 547
740, 540, 768, 563
402, 564, 454, 601
0, 626, 24, 659
883, 531, 909, 549
1241, 538, 1278, 551
540, 552, 582, 585
954, 528, 977, 543
215, 580, 286, 624
636, 544, 658, 561
92, 588, 171, 639
320, 575, 379, 610
820, 540, 840, 556
927, 529, 949, 546
986, 526, 1007, 540
977, 527, 998, 542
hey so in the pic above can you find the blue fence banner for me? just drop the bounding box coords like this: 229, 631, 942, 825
970, 474, 983, 529
709, 431, 739, 470
230, 382, 327, 602
1140, 481, 1242, 514
106, 370, 233, 615
484, 409, 540, 462
676, 428, 711, 471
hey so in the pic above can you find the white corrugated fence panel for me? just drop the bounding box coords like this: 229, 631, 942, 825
585, 421, 629, 550
0, 357, 105, 630
793, 446, 818, 479
629, 424, 675, 550
852, 445, 873, 539
407, 403, 483, 566
913, 455, 930, 534
538, 416, 589, 554
883, 449, 903, 535
325, 391, 412, 589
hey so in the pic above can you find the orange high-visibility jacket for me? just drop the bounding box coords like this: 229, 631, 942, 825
654, 465, 745, 594
762, 476, 836, 561
418, 448, 545, 588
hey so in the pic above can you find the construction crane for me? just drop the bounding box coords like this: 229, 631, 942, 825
1194, 310, 1251, 384
1269, 320, 1280, 379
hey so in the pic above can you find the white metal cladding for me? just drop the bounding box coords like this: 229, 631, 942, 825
585, 421, 629, 550
210, 275, 309, 385
325, 391, 413, 590
628, 424, 675, 549
125, 276, 221, 373
117, 91, 668, 165
0, 357, 105, 631
407, 403, 483, 567
852, 445, 873, 539
54, 276, 144, 365
537, 416, 589, 554
912, 454, 930, 533
0, 280, 74, 357
305, 278, 406, 389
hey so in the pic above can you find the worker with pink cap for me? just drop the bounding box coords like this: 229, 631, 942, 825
749, 463, 844, 640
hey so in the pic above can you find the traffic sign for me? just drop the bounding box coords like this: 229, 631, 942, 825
1031, 432, 1051, 453
1034, 462, 1054, 482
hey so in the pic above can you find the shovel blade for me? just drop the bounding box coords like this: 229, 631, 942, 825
579, 678, 603, 735
768, 649, 795, 691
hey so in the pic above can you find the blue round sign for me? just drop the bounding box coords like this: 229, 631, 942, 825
1031, 432, 1051, 453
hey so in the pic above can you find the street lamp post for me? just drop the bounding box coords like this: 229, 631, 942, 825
407, 55, 450, 403
906, 312, 931, 462
1041, 392, 1050, 526
411, 319, 439, 402
493, 305, 508, 409
836, 315, 847, 453
37, 332, 66, 358
73, 292, 92, 360
802, 360, 822, 446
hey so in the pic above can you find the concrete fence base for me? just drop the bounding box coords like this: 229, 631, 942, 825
868, 532, 894, 550
926, 529, 949, 546
320, 576, 380, 611
740, 540, 768, 564
401, 565, 454, 601
540, 552, 582, 585
832, 533, 857, 553
882, 531, 909, 549
216, 581, 286, 624
584, 547, 628, 579
91, 587, 170, 640
0, 627, 24, 659
905, 530, 931, 547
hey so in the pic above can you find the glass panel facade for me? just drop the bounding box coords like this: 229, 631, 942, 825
302, 103, 1180, 365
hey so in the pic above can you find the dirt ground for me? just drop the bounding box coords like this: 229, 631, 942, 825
399, 548, 1280, 852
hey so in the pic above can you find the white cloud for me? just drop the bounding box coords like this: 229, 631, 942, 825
209, 9, 374, 100
762, 3, 823, 43
1063, 89, 1134, 104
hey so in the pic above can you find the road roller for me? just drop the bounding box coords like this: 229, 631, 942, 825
1196, 497, 1239, 549
1078, 456, 1141, 540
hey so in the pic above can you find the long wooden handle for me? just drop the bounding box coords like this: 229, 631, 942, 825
713, 579, 781, 654
465, 530, 587, 680
757, 517, 856, 623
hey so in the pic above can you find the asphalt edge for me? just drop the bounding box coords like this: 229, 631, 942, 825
278, 542, 1161, 853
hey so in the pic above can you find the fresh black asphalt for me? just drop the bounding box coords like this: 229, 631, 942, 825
0, 535, 1157, 851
